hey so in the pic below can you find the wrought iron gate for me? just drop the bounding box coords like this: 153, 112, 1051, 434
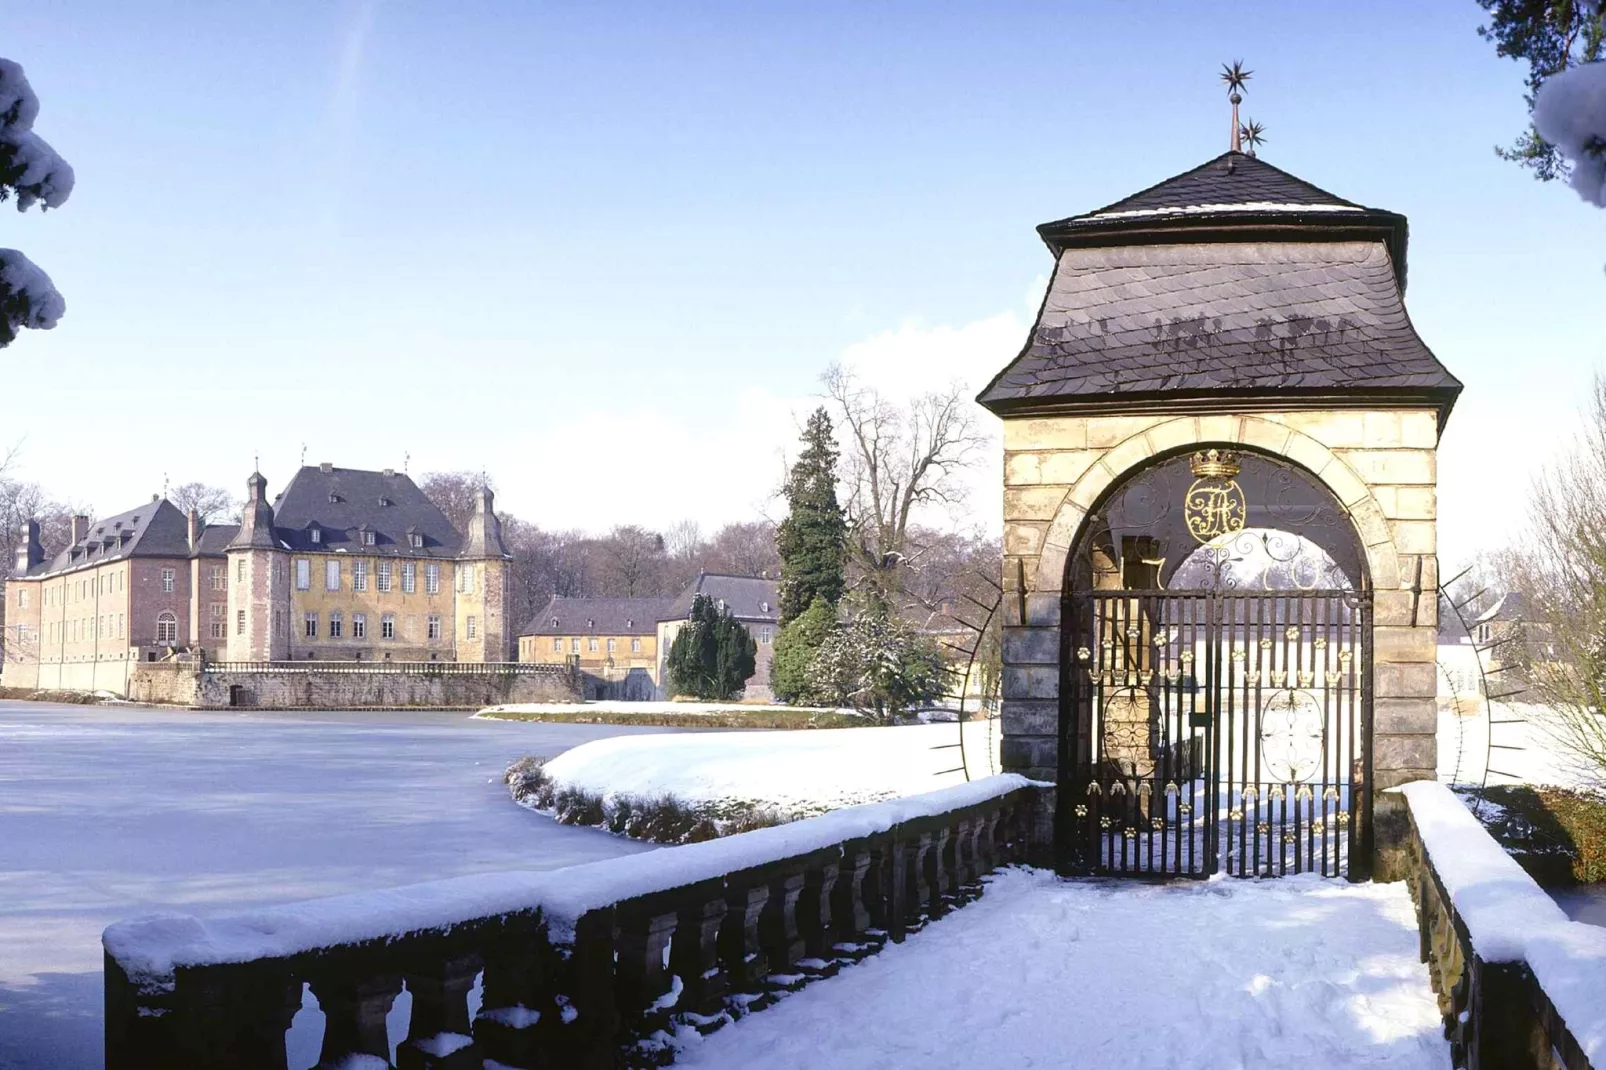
1059, 587, 1371, 880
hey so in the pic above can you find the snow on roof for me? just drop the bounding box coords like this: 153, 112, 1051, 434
103, 773, 1032, 985
1089, 201, 1365, 220
1396, 781, 1606, 1061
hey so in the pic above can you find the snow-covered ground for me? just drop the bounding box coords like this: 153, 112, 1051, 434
1438, 700, 1604, 792
538, 720, 999, 815
479, 700, 859, 717
0, 701, 665, 1070
676, 867, 1448, 1070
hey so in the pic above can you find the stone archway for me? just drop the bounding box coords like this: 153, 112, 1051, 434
997, 410, 1442, 878
1052, 442, 1374, 878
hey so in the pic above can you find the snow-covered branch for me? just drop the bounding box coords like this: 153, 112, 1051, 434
0, 248, 65, 345
1534, 60, 1606, 207
0, 59, 74, 211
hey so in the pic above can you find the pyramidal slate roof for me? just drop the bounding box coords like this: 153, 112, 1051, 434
1059, 151, 1364, 222
268, 466, 466, 557
979, 151, 1460, 422
666, 573, 780, 624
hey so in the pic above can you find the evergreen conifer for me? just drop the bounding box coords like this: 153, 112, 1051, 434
666, 593, 756, 700
776, 407, 847, 626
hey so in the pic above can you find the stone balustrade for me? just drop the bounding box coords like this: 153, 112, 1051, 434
1397, 782, 1601, 1070
104, 776, 1043, 1069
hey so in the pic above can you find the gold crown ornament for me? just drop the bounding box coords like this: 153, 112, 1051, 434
1189, 449, 1241, 479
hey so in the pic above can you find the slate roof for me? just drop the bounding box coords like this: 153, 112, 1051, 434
525, 596, 675, 637
19, 499, 192, 578
1060, 151, 1363, 222
979, 240, 1460, 412
269, 466, 463, 557
193, 523, 240, 557
665, 573, 780, 624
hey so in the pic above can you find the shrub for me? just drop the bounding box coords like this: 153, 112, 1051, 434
503, 756, 788, 845
1474, 784, 1606, 884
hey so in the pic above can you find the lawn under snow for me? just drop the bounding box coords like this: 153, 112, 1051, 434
676, 867, 1449, 1070
479, 700, 858, 718
535, 721, 997, 815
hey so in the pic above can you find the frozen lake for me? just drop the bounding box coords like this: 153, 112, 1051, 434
0, 701, 666, 1070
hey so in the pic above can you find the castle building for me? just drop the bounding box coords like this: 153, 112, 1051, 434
3, 464, 513, 693
519, 573, 779, 700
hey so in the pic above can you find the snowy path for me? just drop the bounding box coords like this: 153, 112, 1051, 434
678, 868, 1450, 1070
0, 701, 666, 1070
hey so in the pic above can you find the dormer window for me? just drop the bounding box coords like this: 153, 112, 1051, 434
410, 534, 423, 548
328, 493, 341, 504
760, 601, 770, 613
551, 617, 559, 628
378, 496, 391, 507
363, 530, 377, 546
310, 527, 321, 544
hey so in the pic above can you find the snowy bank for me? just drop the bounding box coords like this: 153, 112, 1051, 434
1398, 781, 1606, 1063
480, 701, 856, 718
533, 722, 991, 817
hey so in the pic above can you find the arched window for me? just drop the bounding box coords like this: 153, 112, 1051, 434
155, 611, 178, 644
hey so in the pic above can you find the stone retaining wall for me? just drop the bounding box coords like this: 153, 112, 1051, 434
128, 662, 579, 708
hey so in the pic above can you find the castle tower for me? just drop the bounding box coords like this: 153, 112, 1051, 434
224, 471, 288, 661
456, 486, 512, 662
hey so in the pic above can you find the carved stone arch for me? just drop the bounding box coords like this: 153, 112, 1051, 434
1031, 415, 1400, 597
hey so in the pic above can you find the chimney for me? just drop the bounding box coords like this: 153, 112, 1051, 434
187, 507, 201, 552
320, 461, 333, 474
14, 520, 43, 575
70, 515, 89, 545
382, 468, 394, 478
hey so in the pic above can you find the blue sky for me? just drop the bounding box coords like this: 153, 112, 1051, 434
4, 1, 1602, 568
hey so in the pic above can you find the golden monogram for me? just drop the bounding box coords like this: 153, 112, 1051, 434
1184, 449, 1246, 544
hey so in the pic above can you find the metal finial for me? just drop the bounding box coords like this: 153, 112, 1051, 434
1240, 119, 1267, 157
404, 451, 410, 475
162, 472, 169, 499
254, 452, 260, 472
1221, 61, 1252, 152
300, 443, 307, 466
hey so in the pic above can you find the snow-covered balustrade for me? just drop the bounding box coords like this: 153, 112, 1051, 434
1396, 781, 1606, 1069
102, 774, 1043, 1069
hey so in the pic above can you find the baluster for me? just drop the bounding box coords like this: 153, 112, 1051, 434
717, 879, 771, 1014
884, 828, 911, 945
398, 951, 483, 1069
548, 908, 619, 1070
904, 826, 934, 933
613, 897, 679, 1033
976, 806, 1003, 874
796, 848, 841, 977
308, 967, 404, 1069
830, 839, 875, 962
475, 913, 557, 1070
668, 880, 728, 1025
950, 815, 975, 899
758, 861, 807, 989
930, 821, 954, 916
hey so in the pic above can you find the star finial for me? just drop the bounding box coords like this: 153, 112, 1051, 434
1221, 60, 1252, 152
1239, 119, 1267, 157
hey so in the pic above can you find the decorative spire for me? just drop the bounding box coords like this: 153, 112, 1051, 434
1220, 60, 1252, 153
1239, 118, 1267, 158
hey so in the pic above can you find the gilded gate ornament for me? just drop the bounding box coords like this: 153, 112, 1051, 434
1184, 449, 1247, 543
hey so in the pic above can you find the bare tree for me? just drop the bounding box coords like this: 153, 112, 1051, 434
664, 520, 704, 563
419, 470, 490, 534
168, 482, 238, 525
595, 525, 669, 597
703, 520, 780, 577
823, 364, 985, 605
1499, 375, 1606, 788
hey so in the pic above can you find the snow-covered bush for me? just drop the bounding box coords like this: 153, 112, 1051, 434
806, 602, 950, 722
1534, 60, 1606, 207
0, 57, 73, 347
